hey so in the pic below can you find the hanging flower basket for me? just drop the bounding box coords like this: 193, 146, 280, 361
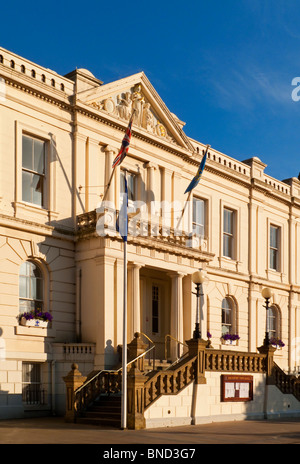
222, 333, 240, 345
270, 337, 285, 350
18, 310, 53, 328
20, 317, 48, 328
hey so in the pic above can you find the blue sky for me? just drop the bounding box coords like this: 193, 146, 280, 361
1, 0, 300, 181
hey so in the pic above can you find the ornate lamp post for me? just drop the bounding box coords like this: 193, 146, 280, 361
192, 270, 206, 339
262, 287, 272, 346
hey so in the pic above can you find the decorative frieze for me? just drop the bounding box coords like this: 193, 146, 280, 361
89, 84, 177, 145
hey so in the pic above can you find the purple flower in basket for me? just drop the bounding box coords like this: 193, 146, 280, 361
270, 337, 285, 347
222, 333, 240, 341
19, 309, 53, 323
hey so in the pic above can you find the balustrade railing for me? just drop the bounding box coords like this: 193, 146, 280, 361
273, 363, 300, 400
144, 355, 197, 409
67, 335, 300, 427
74, 345, 155, 417
205, 349, 267, 373
76, 209, 208, 252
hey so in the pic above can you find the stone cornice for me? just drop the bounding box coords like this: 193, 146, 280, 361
0, 213, 74, 240
0, 70, 72, 111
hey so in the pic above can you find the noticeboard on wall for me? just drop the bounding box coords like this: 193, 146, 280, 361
221, 375, 253, 402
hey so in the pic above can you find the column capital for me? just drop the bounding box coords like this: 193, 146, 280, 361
128, 261, 144, 270
103, 144, 117, 154
167, 271, 186, 279
145, 161, 158, 170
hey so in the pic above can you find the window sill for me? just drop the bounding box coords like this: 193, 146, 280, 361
15, 325, 56, 337
266, 268, 285, 283
13, 201, 59, 223
219, 256, 241, 272
219, 343, 239, 350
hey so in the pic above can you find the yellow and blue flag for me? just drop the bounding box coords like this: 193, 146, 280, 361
184, 145, 210, 194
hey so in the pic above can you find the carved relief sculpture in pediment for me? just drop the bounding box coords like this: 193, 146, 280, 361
89, 83, 177, 144
117, 91, 132, 120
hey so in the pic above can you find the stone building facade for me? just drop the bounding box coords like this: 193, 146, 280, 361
1, 46, 300, 419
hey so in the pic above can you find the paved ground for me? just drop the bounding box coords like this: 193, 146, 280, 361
0, 416, 300, 445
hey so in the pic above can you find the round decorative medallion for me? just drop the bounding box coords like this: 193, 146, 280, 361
156, 123, 166, 137
103, 98, 115, 114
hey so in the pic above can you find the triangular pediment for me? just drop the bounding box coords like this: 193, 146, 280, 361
79, 72, 194, 152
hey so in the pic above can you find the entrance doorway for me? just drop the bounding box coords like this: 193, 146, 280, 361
140, 269, 171, 360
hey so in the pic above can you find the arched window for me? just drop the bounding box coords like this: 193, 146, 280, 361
19, 261, 43, 315
21, 64, 26, 73
41, 74, 46, 83
221, 297, 237, 336
31, 69, 36, 78
10, 60, 15, 69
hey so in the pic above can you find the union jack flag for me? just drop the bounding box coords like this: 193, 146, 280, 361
112, 115, 133, 169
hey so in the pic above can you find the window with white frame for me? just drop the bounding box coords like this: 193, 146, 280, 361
19, 261, 44, 315
222, 297, 234, 336
120, 170, 136, 202
270, 225, 280, 271
22, 134, 46, 207
223, 208, 235, 259
268, 305, 280, 339
193, 197, 205, 238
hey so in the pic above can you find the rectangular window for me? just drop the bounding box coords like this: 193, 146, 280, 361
270, 225, 280, 271
223, 208, 235, 258
152, 285, 159, 334
22, 135, 45, 207
22, 362, 46, 405
193, 197, 205, 237
268, 307, 277, 339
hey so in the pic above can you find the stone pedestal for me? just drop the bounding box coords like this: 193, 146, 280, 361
127, 332, 148, 372
63, 363, 86, 422
186, 337, 207, 384
127, 364, 147, 430
257, 343, 276, 384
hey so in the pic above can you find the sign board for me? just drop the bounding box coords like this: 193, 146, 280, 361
221, 375, 253, 402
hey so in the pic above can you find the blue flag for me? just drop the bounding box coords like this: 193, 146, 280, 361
116, 174, 128, 242
184, 145, 210, 194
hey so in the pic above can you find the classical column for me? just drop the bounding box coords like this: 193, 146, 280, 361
115, 258, 125, 347
146, 162, 157, 208
168, 272, 184, 360
104, 145, 116, 205
128, 263, 143, 338
95, 255, 116, 369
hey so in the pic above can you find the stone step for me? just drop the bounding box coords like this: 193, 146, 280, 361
77, 395, 121, 428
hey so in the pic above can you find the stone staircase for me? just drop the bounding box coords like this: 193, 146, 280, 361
75, 358, 172, 427
76, 394, 122, 428
144, 358, 172, 372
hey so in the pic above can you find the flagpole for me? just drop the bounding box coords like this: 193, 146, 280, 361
121, 236, 127, 429
102, 112, 134, 429
121, 170, 128, 430
102, 110, 136, 203
176, 190, 192, 231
